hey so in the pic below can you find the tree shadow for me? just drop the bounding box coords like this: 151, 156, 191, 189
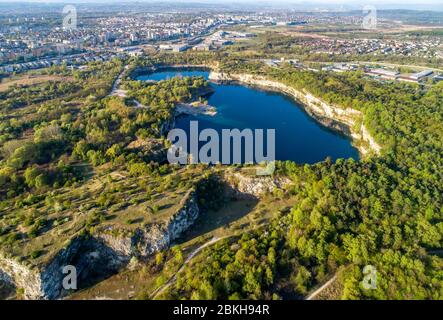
175, 198, 259, 244
0, 277, 16, 300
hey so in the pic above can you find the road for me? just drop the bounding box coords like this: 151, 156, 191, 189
312, 60, 443, 73
109, 65, 149, 109
150, 236, 228, 299
355, 61, 443, 73
109, 65, 129, 97
152, 237, 339, 300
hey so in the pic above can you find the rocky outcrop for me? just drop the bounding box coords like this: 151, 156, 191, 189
160, 116, 176, 137
0, 190, 200, 300
175, 103, 217, 117
224, 172, 291, 199
126, 138, 168, 163
209, 71, 382, 157
0, 254, 41, 299
95, 190, 199, 258
0, 236, 126, 299
40, 236, 126, 300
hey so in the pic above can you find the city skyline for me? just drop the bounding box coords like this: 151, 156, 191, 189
0, 0, 441, 10
0, 0, 442, 304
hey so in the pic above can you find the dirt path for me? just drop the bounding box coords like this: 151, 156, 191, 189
306, 274, 338, 300
109, 65, 149, 109
152, 236, 339, 301
150, 236, 228, 299
109, 66, 129, 97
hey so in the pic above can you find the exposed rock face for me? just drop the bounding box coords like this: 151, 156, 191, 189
40, 236, 126, 300
96, 190, 199, 258
160, 116, 176, 136
0, 254, 41, 299
209, 71, 381, 156
0, 268, 13, 284
224, 172, 291, 199
0, 236, 127, 300
0, 191, 200, 300
175, 103, 217, 117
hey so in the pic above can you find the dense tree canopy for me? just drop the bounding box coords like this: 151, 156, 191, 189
0, 53, 441, 300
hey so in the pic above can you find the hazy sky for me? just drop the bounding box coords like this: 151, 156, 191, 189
0, 0, 441, 10
0, 0, 440, 3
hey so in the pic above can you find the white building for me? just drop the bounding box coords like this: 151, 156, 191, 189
410, 70, 434, 81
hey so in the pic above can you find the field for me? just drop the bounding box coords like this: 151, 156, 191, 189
0, 36, 441, 300
0, 163, 205, 268
68, 193, 298, 300
0, 74, 72, 92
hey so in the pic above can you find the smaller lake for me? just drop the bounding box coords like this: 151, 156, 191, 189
136, 69, 359, 164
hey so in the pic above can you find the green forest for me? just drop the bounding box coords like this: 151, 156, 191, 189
0, 52, 441, 300
153, 56, 443, 300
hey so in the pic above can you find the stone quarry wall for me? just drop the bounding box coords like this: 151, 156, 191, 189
131, 65, 381, 156
0, 172, 289, 299
0, 67, 381, 299
224, 172, 291, 199
96, 190, 199, 258
209, 71, 382, 157
0, 190, 200, 300
0, 253, 42, 299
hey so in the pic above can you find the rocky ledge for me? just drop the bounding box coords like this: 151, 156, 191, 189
0, 190, 199, 300
224, 171, 292, 199
175, 102, 217, 117
95, 190, 199, 258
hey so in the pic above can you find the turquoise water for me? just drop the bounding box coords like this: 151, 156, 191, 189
136, 69, 359, 164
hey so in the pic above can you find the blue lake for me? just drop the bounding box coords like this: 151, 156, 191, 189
136, 69, 359, 164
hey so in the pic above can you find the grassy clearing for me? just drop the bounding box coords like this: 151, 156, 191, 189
0, 165, 205, 268
0, 74, 73, 92
65, 191, 298, 300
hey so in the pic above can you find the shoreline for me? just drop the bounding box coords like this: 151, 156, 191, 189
133, 64, 381, 157
208, 71, 381, 157
130, 65, 212, 79
175, 102, 217, 117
